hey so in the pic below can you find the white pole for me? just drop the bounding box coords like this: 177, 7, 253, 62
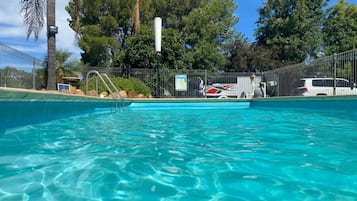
154, 17, 162, 97
154, 17, 162, 52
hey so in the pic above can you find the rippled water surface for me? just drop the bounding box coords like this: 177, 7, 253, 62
1, 106, 356, 200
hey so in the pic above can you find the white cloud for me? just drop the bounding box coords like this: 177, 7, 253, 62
0, 2, 23, 25
0, 25, 27, 38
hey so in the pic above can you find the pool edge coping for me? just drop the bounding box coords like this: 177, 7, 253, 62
2, 87, 357, 104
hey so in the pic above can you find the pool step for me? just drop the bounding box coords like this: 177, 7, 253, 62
126, 101, 250, 110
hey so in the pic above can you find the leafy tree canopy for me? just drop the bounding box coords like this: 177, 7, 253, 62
323, 0, 357, 55
66, 0, 238, 72
255, 0, 327, 66
66, 0, 356, 73
224, 33, 280, 72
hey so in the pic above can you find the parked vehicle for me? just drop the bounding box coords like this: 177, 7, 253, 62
297, 77, 357, 96
205, 83, 243, 98
204, 76, 263, 98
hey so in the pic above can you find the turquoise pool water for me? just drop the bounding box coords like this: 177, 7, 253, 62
0, 101, 356, 200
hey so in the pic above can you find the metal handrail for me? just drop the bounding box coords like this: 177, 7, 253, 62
102, 73, 125, 110
86, 70, 124, 112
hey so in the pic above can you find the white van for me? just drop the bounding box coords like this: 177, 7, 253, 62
297, 77, 357, 96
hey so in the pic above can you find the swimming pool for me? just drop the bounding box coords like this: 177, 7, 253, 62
0, 98, 357, 200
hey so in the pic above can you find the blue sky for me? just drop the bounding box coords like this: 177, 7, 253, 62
235, 0, 264, 41
0, 0, 356, 61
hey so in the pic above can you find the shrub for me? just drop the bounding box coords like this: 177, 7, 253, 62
129, 78, 151, 96
112, 77, 135, 92
80, 76, 151, 96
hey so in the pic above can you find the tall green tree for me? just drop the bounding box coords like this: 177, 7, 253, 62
20, 0, 57, 90
140, 0, 204, 31
66, 0, 135, 67
255, 0, 327, 66
119, 26, 187, 70
66, 0, 238, 71
224, 33, 251, 72
182, 0, 238, 70
225, 33, 279, 72
323, 0, 357, 55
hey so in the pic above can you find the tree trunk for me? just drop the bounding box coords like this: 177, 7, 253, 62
47, 0, 57, 90
134, 0, 140, 34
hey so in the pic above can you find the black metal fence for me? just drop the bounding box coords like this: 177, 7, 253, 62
264, 49, 357, 96
131, 69, 264, 98
85, 67, 263, 98
2, 42, 356, 98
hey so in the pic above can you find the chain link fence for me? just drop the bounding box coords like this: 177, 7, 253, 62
0, 43, 45, 89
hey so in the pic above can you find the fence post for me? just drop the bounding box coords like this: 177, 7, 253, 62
204, 70, 207, 98
156, 53, 161, 98
333, 53, 337, 96
276, 69, 280, 96
32, 58, 36, 89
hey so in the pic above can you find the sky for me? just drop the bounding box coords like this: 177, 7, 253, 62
0, 0, 81, 61
0, 0, 356, 61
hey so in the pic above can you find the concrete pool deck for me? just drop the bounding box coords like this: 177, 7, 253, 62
0, 87, 250, 102
0, 87, 115, 101
2, 86, 357, 105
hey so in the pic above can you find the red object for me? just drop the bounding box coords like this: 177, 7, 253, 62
207, 87, 220, 94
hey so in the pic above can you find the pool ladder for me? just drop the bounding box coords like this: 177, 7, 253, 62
86, 70, 125, 112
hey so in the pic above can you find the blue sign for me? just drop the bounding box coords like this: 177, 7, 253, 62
175, 74, 187, 91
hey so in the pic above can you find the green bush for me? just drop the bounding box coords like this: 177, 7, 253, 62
129, 78, 151, 95
80, 77, 105, 93
113, 77, 135, 92
80, 76, 151, 96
